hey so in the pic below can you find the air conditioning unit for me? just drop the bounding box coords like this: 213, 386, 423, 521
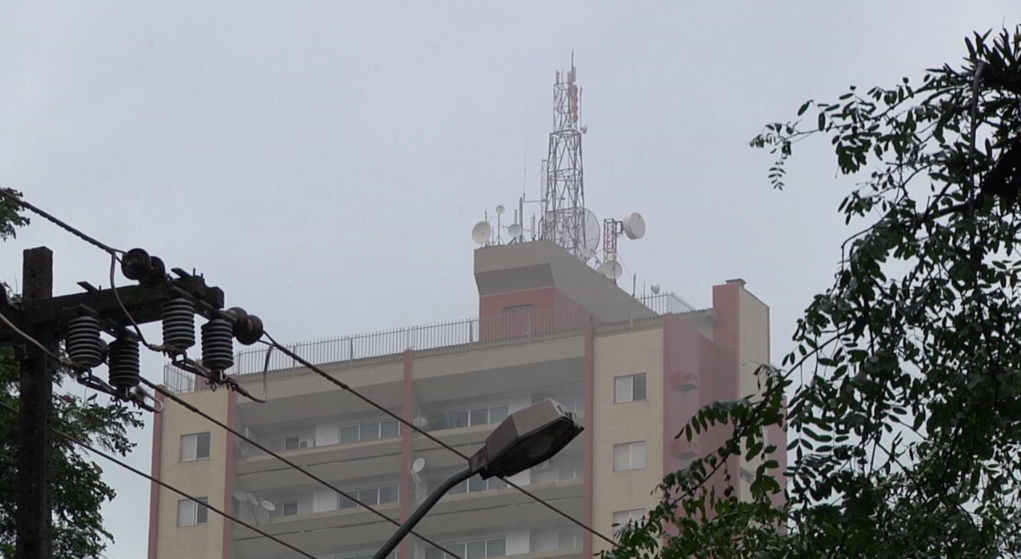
298, 439, 313, 449
674, 372, 700, 392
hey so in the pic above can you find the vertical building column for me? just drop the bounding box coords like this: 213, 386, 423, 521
147, 390, 166, 559
661, 316, 672, 482
400, 348, 414, 559
222, 390, 237, 559
583, 322, 595, 557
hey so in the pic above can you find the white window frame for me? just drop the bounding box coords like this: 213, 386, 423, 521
613, 441, 646, 471
180, 432, 211, 462
426, 537, 507, 559
177, 497, 208, 526
612, 508, 646, 533
614, 373, 647, 403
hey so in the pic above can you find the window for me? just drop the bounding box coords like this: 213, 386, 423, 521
430, 405, 509, 430
613, 441, 646, 471
558, 530, 581, 549
340, 420, 401, 443
283, 502, 298, 516
336, 551, 398, 559
445, 474, 507, 495
614, 374, 647, 403
284, 436, 300, 451
612, 509, 646, 533
339, 484, 400, 509
177, 497, 208, 526
180, 432, 211, 461
426, 538, 506, 559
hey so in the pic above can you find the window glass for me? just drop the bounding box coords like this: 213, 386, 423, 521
448, 479, 467, 494
613, 443, 629, 471
285, 436, 299, 450
632, 441, 646, 469
425, 548, 443, 559
489, 406, 508, 423
379, 485, 399, 504
360, 422, 381, 441
196, 432, 211, 458
615, 376, 633, 403
339, 493, 358, 509
380, 420, 399, 439
451, 411, 469, 428
558, 531, 579, 549
468, 475, 485, 492
488, 477, 507, 490
283, 502, 298, 516
470, 408, 488, 426
633, 374, 647, 401
358, 488, 380, 506
341, 425, 360, 443
486, 538, 506, 557
177, 499, 195, 526
467, 541, 487, 559
180, 435, 197, 461
448, 543, 466, 559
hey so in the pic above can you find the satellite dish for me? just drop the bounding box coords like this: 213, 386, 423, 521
580, 125, 588, 134
508, 223, 523, 238
544, 210, 555, 223
650, 284, 661, 295
247, 493, 259, 505
598, 260, 624, 280
471, 221, 492, 245
261, 500, 275, 511
233, 490, 248, 502
623, 212, 646, 240
412, 416, 429, 429
581, 209, 601, 259
496, 205, 505, 215
412, 457, 426, 473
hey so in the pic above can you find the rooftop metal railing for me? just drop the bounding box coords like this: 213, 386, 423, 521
162, 293, 700, 394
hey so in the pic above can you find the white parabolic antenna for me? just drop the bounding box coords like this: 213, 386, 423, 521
412, 457, 426, 473
471, 221, 492, 245
496, 205, 505, 215
412, 416, 429, 429
650, 284, 661, 295
247, 492, 259, 505
261, 500, 275, 511
623, 212, 646, 240
233, 490, 248, 502
599, 259, 624, 280
508, 223, 523, 238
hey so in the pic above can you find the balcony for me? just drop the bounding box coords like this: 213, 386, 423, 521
235, 436, 403, 492
233, 501, 401, 557
672, 372, 699, 392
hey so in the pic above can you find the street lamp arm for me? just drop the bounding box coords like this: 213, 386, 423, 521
372, 466, 475, 559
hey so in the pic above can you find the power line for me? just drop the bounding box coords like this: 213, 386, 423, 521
0, 188, 123, 257
0, 399, 320, 559
262, 335, 620, 549
139, 377, 466, 559
0, 193, 619, 549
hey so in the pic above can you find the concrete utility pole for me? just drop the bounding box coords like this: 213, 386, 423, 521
2, 246, 228, 558
17, 247, 56, 559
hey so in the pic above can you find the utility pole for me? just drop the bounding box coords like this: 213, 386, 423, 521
1, 246, 236, 558
17, 247, 56, 559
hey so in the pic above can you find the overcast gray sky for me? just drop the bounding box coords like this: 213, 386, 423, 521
3, 3, 1020, 558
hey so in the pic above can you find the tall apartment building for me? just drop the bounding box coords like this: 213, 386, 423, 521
147, 239, 780, 559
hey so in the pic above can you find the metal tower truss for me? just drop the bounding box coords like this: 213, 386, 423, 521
541, 58, 589, 259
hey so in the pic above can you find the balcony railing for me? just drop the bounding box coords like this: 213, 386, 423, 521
164, 294, 698, 394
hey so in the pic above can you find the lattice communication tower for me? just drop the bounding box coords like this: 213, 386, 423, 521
540, 56, 589, 259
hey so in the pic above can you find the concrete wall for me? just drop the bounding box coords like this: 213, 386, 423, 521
591, 327, 664, 553
152, 389, 230, 559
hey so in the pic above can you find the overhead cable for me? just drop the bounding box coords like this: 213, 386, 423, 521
140, 376, 465, 559
0, 399, 319, 559
262, 334, 621, 549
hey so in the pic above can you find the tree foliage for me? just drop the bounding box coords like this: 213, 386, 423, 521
608, 27, 1021, 559
0, 188, 142, 558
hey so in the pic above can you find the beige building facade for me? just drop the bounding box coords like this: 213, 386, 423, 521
148, 240, 779, 559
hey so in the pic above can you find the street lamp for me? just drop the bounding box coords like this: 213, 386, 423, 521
372, 399, 584, 559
